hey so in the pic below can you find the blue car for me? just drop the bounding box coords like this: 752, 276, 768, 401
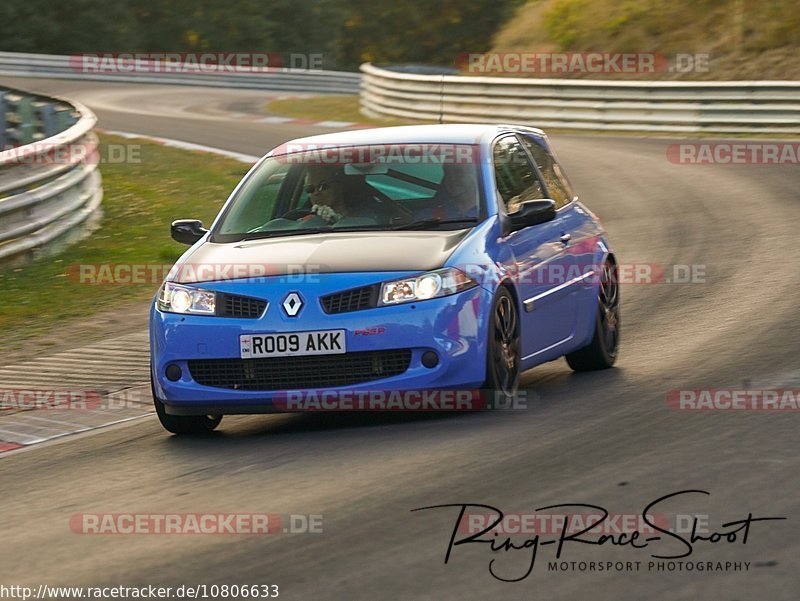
150, 124, 619, 434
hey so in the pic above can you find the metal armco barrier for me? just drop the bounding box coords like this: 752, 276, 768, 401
360, 63, 800, 134
1, 89, 77, 148
0, 87, 102, 267
0, 52, 361, 95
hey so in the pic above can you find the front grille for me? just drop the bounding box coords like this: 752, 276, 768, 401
216, 293, 267, 318
188, 349, 412, 390
320, 285, 378, 314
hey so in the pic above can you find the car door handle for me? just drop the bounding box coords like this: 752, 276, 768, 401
560, 233, 572, 244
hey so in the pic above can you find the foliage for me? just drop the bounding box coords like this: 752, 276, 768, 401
0, 0, 523, 70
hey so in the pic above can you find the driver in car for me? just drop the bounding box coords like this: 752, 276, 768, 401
416, 164, 479, 221
302, 165, 378, 224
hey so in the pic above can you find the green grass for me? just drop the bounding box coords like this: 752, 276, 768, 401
0, 134, 249, 353
266, 95, 422, 126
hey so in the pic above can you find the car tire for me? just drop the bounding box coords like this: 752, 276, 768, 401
483, 287, 521, 405
151, 372, 222, 435
566, 259, 620, 371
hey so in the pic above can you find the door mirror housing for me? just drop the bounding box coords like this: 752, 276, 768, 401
171, 219, 207, 245
508, 199, 557, 232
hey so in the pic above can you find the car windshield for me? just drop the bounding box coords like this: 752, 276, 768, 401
211, 144, 483, 242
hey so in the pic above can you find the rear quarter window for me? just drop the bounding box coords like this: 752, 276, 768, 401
521, 136, 576, 209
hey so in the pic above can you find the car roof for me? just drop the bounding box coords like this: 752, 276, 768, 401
272, 124, 546, 153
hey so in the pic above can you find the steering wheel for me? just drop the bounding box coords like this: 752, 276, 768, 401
281, 207, 315, 221
366, 191, 413, 222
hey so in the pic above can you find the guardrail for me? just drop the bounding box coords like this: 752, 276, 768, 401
0, 52, 361, 95
360, 63, 800, 134
1, 87, 102, 267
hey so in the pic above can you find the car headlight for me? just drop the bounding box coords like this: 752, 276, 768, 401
157, 282, 216, 315
380, 268, 478, 306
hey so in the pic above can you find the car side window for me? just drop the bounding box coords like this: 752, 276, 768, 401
520, 136, 575, 209
493, 135, 545, 214
218, 164, 290, 234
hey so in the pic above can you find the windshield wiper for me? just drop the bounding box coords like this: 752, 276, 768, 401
239, 224, 389, 242
239, 227, 334, 241
391, 218, 478, 231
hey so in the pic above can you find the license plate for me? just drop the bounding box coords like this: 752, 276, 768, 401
240, 330, 346, 359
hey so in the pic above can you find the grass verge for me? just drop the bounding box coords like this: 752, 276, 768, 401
0, 133, 249, 356
266, 95, 422, 126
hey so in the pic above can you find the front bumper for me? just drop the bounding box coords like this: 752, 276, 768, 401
150, 272, 492, 414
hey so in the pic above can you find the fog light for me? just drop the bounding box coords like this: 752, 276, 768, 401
165, 364, 182, 381
421, 351, 439, 368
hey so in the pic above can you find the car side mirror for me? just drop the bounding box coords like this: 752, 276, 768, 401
508, 199, 557, 231
171, 219, 207, 245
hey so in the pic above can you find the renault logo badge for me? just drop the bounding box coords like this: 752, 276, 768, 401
282, 292, 303, 317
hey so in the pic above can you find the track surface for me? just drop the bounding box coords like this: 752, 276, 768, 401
1, 77, 799, 600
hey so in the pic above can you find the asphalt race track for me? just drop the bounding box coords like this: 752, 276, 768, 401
1, 77, 799, 600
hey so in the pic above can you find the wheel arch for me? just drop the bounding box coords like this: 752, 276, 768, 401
497, 277, 522, 320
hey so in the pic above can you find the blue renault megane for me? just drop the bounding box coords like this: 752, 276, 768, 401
150, 124, 619, 434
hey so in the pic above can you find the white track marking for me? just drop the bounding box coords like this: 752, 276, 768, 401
98, 129, 260, 163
